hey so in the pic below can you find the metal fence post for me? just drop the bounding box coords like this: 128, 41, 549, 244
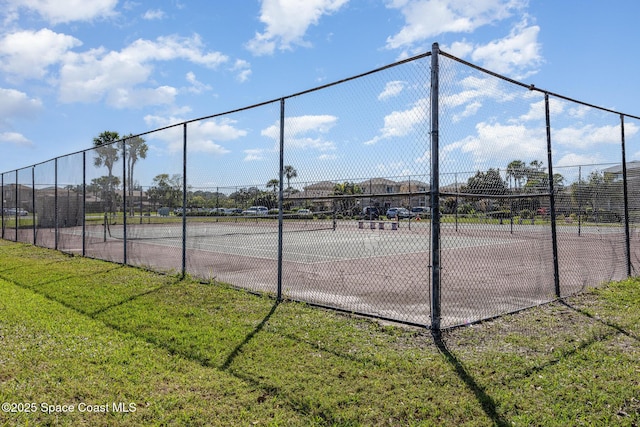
82, 151, 86, 257
14, 170, 18, 242
544, 93, 560, 297
430, 42, 441, 332
620, 114, 632, 277
182, 123, 188, 278
54, 158, 58, 250
122, 139, 127, 265
32, 167, 36, 245
277, 98, 285, 301
1, 173, 4, 240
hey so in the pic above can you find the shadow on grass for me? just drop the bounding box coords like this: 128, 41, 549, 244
220, 301, 279, 370
433, 332, 511, 427
0, 260, 177, 320
88, 278, 182, 317
560, 300, 639, 343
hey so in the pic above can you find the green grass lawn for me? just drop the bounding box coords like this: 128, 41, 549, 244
0, 240, 638, 426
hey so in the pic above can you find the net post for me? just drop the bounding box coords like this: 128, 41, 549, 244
544, 93, 561, 298
430, 42, 442, 333
277, 98, 285, 301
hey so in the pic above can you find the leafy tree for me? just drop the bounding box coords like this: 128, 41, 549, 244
229, 187, 262, 208
523, 160, 548, 193
147, 174, 183, 208
464, 169, 507, 195
333, 182, 362, 215
576, 170, 623, 220
91, 176, 121, 212
189, 195, 207, 209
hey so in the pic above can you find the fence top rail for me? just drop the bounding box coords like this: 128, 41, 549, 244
440, 50, 640, 121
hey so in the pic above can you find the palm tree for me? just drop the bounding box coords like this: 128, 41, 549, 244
123, 134, 148, 215
283, 165, 297, 195
93, 131, 120, 214
506, 160, 526, 190
266, 178, 279, 194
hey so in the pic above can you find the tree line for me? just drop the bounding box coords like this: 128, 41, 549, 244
451, 159, 623, 221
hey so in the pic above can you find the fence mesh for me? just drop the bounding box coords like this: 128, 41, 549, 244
3, 172, 17, 242
2, 46, 639, 329
15, 167, 33, 245
281, 56, 431, 324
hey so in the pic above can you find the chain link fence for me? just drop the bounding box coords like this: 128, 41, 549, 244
2, 45, 639, 330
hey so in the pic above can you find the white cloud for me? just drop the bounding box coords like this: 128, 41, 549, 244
553, 123, 637, 150
185, 72, 212, 94
444, 40, 474, 58
58, 35, 228, 106
144, 115, 245, 154
378, 81, 405, 101
452, 101, 481, 122
6, 0, 118, 24
364, 98, 428, 145
244, 148, 266, 161
246, 0, 349, 55
454, 121, 546, 168
471, 20, 542, 77
0, 29, 82, 80
143, 9, 165, 20
0, 88, 42, 125
385, 0, 525, 49
443, 75, 517, 111
517, 98, 564, 122
262, 114, 338, 151
107, 86, 177, 109
0, 131, 32, 146
555, 152, 604, 168
231, 59, 252, 83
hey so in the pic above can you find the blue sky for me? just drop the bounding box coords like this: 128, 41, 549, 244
1, 0, 640, 190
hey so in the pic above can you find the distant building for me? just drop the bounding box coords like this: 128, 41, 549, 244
289, 177, 431, 212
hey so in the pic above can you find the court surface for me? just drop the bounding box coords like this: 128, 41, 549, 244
46, 218, 635, 328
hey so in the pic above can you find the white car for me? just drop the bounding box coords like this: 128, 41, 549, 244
243, 206, 269, 215
5, 208, 28, 216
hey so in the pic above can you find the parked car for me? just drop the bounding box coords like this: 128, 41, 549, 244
386, 207, 412, 219
243, 206, 269, 215
4, 208, 28, 216
207, 207, 226, 215
411, 206, 430, 217
223, 208, 243, 215
362, 206, 380, 220
297, 209, 312, 217
173, 207, 190, 216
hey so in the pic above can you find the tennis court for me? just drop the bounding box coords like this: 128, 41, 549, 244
38, 216, 630, 327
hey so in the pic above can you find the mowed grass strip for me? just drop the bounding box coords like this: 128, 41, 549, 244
0, 240, 638, 426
